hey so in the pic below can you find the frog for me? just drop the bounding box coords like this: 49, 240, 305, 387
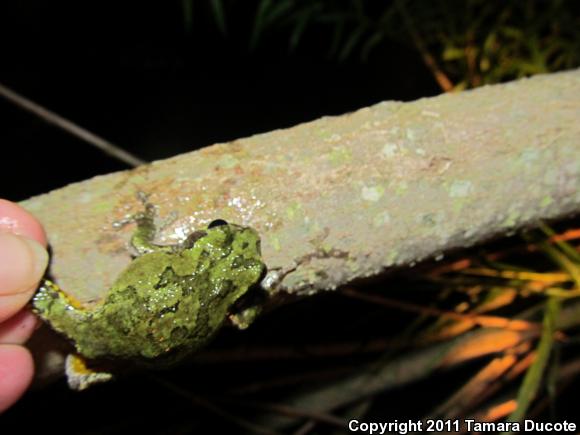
32, 202, 267, 390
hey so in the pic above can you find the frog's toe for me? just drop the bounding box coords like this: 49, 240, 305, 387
65, 354, 114, 391
228, 305, 261, 330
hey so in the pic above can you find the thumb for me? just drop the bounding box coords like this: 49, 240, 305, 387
0, 233, 48, 323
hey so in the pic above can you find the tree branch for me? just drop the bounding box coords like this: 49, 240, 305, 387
21, 69, 580, 382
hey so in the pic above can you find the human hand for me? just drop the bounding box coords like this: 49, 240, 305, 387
0, 199, 48, 412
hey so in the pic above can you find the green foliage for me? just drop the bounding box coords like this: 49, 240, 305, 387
188, 0, 580, 88
210, 0, 228, 35
506, 297, 560, 427
420, 0, 580, 89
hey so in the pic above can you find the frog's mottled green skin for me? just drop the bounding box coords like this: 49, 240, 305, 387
33, 216, 266, 365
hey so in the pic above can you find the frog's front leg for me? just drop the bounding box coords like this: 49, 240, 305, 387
129, 202, 163, 255
114, 194, 171, 255
229, 305, 261, 330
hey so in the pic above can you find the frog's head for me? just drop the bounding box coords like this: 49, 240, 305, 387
205, 219, 264, 267
197, 220, 267, 329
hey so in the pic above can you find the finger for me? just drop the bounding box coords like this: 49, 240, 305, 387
0, 233, 48, 323
0, 199, 47, 246
0, 309, 39, 345
0, 345, 34, 413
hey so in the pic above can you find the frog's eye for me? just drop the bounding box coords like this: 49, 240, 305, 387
208, 219, 228, 229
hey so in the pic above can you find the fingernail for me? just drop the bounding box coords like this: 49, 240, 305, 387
0, 233, 49, 296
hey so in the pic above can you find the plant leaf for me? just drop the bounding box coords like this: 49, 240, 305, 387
210, 0, 227, 35
505, 297, 560, 427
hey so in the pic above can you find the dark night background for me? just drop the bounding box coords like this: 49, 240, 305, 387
1, 1, 579, 433
0, 1, 438, 201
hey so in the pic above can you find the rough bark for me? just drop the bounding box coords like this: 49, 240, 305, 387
20, 69, 580, 382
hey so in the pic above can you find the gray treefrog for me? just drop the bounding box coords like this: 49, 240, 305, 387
32, 204, 266, 390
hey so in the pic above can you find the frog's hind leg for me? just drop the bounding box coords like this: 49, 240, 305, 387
65, 354, 113, 391
32, 280, 88, 339
33, 283, 115, 390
